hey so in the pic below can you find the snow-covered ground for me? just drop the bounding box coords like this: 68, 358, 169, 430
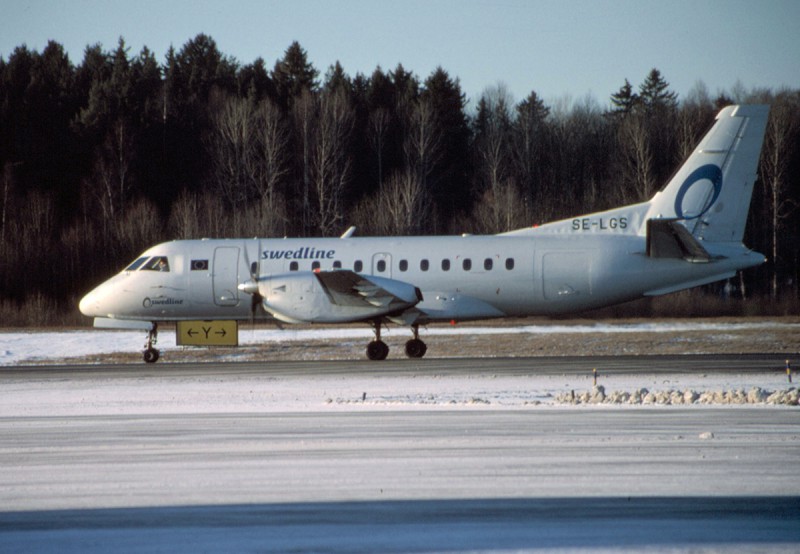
2, 370, 798, 553
2, 323, 799, 553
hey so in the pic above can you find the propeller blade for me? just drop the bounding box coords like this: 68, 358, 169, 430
240, 240, 263, 324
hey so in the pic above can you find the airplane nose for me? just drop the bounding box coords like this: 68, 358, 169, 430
79, 289, 99, 317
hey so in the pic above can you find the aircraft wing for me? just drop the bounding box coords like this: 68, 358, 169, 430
315, 270, 422, 310
256, 269, 423, 324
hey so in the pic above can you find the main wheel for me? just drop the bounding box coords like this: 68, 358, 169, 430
404, 338, 427, 358
143, 347, 160, 363
366, 340, 389, 361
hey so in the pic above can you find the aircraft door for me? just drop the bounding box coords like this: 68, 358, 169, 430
213, 247, 241, 306
542, 252, 591, 301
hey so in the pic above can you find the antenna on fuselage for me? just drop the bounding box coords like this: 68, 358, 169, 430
340, 226, 357, 239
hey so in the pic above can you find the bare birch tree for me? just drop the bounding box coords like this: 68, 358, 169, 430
474, 86, 514, 232
351, 169, 430, 236
255, 98, 290, 235
311, 89, 354, 236
369, 107, 391, 188
207, 95, 259, 208
402, 97, 442, 231
86, 119, 136, 226
470, 181, 530, 234
760, 93, 800, 299
617, 113, 654, 203
292, 89, 316, 235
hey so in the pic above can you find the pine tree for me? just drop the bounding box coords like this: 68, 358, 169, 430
272, 41, 318, 108
513, 90, 549, 212
638, 68, 677, 112
609, 78, 639, 116
421, 67, 470, 225
237, 57, 275, 103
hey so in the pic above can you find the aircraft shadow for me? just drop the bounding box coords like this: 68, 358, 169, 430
2, 496, 799, 552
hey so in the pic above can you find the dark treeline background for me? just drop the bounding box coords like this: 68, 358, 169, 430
1, 35, 798, 324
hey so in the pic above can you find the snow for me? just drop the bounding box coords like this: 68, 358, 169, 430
2, 323, 798, 552
1, 368, 797, 418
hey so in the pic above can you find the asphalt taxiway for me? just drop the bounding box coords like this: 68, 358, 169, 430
1, 352, 793, 378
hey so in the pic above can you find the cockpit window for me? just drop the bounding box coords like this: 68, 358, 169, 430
125, 257, 149, 271
141, 256, 170, 272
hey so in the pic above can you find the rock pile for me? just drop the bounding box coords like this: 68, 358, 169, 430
555, 385, 799, 406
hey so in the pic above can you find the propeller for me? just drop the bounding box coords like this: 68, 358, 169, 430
239, 240, 264, 322
238, 240, 284, 330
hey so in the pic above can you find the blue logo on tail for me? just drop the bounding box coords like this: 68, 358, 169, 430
674, 164, 723, 219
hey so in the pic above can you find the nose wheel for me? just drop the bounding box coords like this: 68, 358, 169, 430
143, 324, 160, 363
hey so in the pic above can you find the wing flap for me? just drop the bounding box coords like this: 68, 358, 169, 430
314, 270, 420, 310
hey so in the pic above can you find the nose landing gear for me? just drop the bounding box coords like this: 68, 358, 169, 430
143, 323, 159, 363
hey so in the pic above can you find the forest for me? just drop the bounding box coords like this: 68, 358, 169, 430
1, 34, 798, 325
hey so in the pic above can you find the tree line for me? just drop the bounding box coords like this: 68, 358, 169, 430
1, 34, 798, 324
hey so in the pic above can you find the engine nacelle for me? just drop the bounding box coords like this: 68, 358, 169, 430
257, 271, 421, 323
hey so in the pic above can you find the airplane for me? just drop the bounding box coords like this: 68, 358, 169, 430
79, 104, 770, 363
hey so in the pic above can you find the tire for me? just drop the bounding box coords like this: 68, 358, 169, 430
366, 340, 389, 361
404, 338, 427, 358
143, 347, 160, 364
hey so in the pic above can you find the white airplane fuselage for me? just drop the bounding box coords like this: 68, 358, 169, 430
80, 233, 763, 323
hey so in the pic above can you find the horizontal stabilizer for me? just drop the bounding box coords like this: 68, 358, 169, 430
646, 219, 711, 263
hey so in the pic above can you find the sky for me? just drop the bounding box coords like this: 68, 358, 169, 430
2, 0, 799, 109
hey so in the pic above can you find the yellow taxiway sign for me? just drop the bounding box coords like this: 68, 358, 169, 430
176, 320, 238, 346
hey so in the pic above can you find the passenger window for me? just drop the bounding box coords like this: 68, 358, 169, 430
333, 260, 342, 269
463, 259, 472, 271
421, 259, 429, 271
311, 261, 321, 270
484, 258, 493, 271
125, 256, 149, 271
142, 256, 170, 272
377, 260, 387, 272
354, 260, 363, 272
506, 258, 515, 270
399, 259, 408, 272
442, 259, 450, 271
290, 261, 299, 271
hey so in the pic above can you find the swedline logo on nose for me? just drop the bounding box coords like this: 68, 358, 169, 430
142, 297, 184, 308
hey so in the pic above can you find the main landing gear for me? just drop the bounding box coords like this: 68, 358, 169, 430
143, 323, 160, 363
366, 321, 427, 361
405, 324, 427, 359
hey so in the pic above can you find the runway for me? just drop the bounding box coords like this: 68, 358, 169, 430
1, 356, 799, 552
2, 352, 793, 378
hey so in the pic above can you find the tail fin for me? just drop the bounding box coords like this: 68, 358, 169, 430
644, 104, 769, 243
